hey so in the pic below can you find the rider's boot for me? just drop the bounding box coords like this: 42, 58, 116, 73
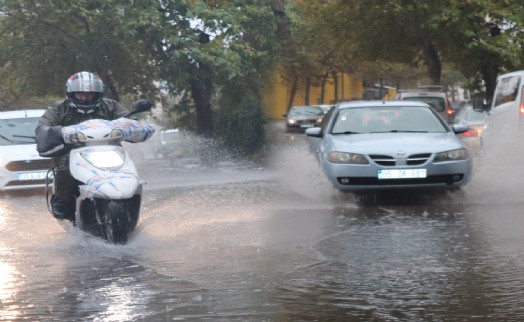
50, 194, 75, 221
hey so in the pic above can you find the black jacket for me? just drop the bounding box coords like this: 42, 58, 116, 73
35, 99, 129, 159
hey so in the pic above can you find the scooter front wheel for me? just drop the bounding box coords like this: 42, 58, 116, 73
100, 200, 131, 244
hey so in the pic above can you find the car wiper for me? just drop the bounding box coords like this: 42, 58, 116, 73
0, 134, 37, 144
13, 134, 36, 141
332, 131, 362, 134
388, 130, 429, 133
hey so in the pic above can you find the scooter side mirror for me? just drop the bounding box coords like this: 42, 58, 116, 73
132, 100, 152, 113
124, 100, 152, 118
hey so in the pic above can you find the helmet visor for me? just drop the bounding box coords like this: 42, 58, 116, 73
66, 72, 104, 93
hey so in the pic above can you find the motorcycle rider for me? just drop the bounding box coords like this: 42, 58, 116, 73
35, 71, 147, 221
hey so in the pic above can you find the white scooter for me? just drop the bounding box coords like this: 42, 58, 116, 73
45, 103, 155, 244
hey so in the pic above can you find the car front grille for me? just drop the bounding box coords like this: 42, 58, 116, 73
370, 153, 431, 166
5, 179, 47, 187
370, 155, 395, 166
294, 119, 316, 125
5, 159, 54, 172
407, 153, 431, 165
337, 174, 464, 186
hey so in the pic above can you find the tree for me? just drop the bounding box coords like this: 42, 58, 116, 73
0, 0, 158, 103
144, 1, 279, 147
438, 0, 524, 99
301, 0, 524, 99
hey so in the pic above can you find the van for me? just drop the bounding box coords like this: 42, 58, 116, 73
474, 70, 524, 150
485, 70, 524, 120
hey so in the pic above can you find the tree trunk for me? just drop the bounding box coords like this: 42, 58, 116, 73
480, 63, 500, 103
332, 72, 338, 102
189, 74, 215, 166
189, 77, 213, 137
320, 72, 328, 104
103, 69, 120, 102
422, 42, 442, 85
287, 75, 298, 112
268, 0, 295, 59
305, 77, 310, 105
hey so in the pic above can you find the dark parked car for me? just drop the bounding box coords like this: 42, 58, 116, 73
283, 105, 325, 132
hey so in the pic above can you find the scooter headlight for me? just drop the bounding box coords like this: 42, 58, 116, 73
80, 150, 126, 170
110, 128, 123, 139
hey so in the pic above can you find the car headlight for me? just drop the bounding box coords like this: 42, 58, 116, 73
316, 118, 323, 123
288, 119, 296, 125
327, 151, 369, 164
434, 148, 468, 162
80, 150, 126, 170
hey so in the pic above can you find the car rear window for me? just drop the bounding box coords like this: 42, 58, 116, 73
402, 96, 446, 112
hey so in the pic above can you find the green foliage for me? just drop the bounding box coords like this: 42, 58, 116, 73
214, 84, 266, 157
297, 0, 524, 92
2, 0, 523, 156
0, 0, 158, 101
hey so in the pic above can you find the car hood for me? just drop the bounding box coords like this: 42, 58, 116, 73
0, 144, 44, 162
327, 132, 465, 154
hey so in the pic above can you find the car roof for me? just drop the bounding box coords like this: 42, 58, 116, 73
396, 91, 447, 98
0, 109, 46, 119
497, 70, 524, 80
337, 100, 431, 109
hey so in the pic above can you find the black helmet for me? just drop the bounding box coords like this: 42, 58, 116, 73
65, 71, 104, 114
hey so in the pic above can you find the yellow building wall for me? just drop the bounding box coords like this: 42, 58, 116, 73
262, 69, 364, 120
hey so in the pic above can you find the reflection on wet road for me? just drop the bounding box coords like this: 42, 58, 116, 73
2, 128, 524, 321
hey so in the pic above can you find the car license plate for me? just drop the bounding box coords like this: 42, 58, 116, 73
377, 169, 427, 179
17, 171, 48, 181
300, 124, 313, 128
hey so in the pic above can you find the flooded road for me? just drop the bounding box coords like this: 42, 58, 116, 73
2, 127, 524, 321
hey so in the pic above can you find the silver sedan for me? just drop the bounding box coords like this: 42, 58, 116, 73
306, 100, 472, 191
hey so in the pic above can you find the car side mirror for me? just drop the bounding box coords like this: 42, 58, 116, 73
305, 127, 322, 137
452, 124, 469, 134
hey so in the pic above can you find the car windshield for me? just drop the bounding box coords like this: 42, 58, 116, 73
402, 96, 446, 112
0, 117, 39, 146
331, 105, 447, 134
289, 106, 324, 116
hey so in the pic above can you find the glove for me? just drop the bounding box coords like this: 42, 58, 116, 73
36, 125, 67, 157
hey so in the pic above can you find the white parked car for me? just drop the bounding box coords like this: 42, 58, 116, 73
0, 109, 53, 191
